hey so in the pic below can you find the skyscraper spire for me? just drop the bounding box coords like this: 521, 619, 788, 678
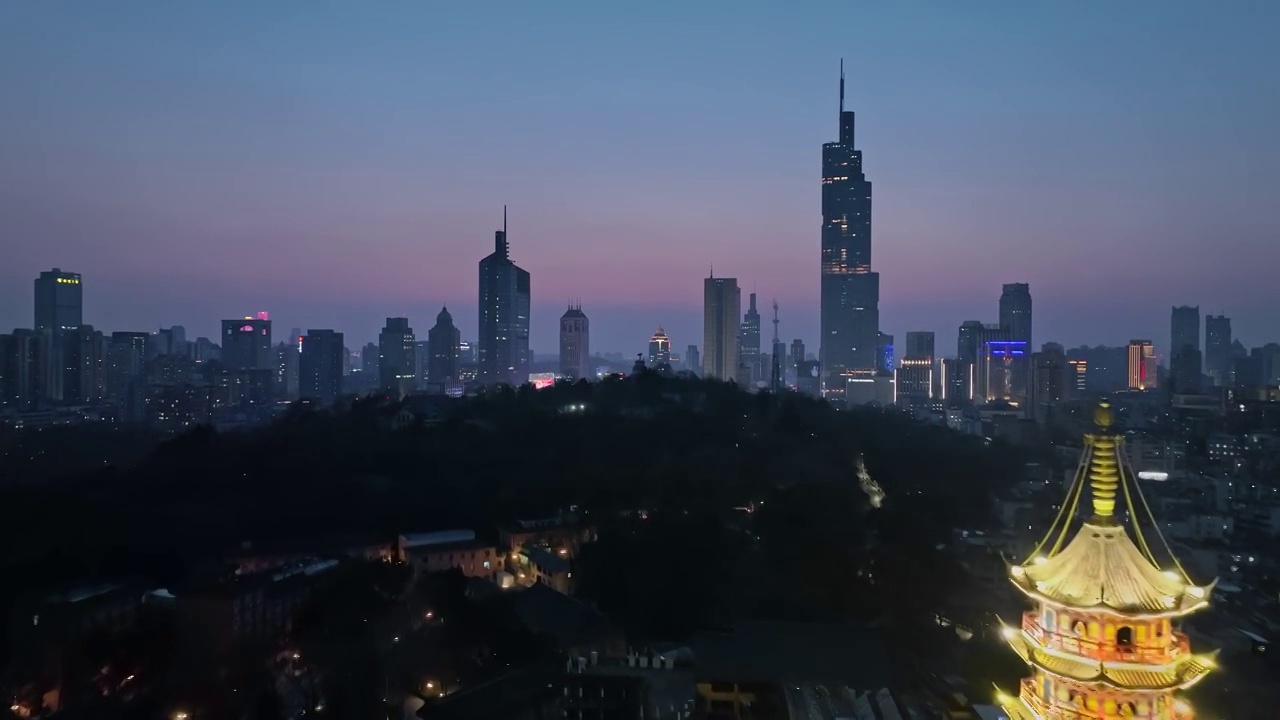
503, 204, 508, 236
839, 58, 845, 118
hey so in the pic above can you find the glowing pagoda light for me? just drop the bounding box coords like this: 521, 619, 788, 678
997, 402, 1217, 719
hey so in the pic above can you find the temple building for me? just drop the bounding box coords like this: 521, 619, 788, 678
998, 402, 1216, 719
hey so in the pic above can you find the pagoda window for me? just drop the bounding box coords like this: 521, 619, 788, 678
1117, 625, 1134, 647
1073, 620, 1086, 636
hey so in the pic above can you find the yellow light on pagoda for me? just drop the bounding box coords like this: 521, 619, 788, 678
1188, 586, 1206, 599
1032, 556, 1047, 565
1174, 698, 1193, 714
1011, 565, 1025, 577
1163, 570, 1181, 581
1001, 625, 1018, 641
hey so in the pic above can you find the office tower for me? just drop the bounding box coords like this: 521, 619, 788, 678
106, 331, 150, 421
1067, 345, 1127, 393
275, 341, 299, 399
876, 332, 894, 374
648, 327, 672, 367
739, 293, 761, 385
153, 326, 188, 358
1169, 305, 1201, 393
685, 345, 700, 375
957, 320, 984, 366
378, 317, 416, 398
820, 62, 879, 398
221, 315, 272, 370
300, 330, 344, 404
423, 306, 462, 391
998, 283, 1032, 348
894, 357, 933, 409
939, 357, 974, 406
34, 268, 83, 331
789, 340, 805, 377
1204, 315, 1231, 387
1233, 356, 1264, 389
1067, 358, 1088, 395
1029, 343, 1070, 416
1252, 343, 1280, 386
903, 332, 935, 361
359, 342, 378, 381
559, 304, 589, 380
63, 325, 104, 404
703, 275, 741, 380
478, 208, 531, 386
998, 283, 1032, 399
973, 324, 1026, 402
1127, 339, 1157, 391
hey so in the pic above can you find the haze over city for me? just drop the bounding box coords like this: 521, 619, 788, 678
3, 1, 1278, 353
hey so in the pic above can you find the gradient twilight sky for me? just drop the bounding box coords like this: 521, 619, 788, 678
3, 1, 1278, 358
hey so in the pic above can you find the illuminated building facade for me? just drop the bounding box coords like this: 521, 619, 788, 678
648, 327, 671, 368
1128, 340, 1157, 392
820, 62, 879, 398
34, 268, 82, 332
999, 402, 1215, 720
703, 275, 740, 380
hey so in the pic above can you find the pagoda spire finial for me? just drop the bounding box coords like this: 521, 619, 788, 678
1088, 401, 1120, 520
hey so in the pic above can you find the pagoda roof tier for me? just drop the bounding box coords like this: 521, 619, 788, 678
1009, 522, 1212, 617
1007, 630, 1215, 691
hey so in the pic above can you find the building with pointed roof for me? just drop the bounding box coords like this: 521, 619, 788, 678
998, 402, 1216, 719
427, 306, 461, 393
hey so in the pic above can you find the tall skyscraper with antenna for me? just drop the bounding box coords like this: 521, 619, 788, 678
770, 300, 785, 393
478, 207, 531, 386
820, 60, 879, 400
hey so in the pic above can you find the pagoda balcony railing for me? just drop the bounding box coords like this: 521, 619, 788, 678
1017, 678, 1193, 720
1022, 612, 1191, 664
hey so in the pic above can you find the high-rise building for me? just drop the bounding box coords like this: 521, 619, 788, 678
738, 293, 761, 385
478, 208, 531, 386
106, 331, 150, 421
957, 320, 984, 366
1169, 306, 1201, 393
558, 304, 589, 380
820, 62, 879, 398
685, 345, 700, 375
1029, 343, 1070, 419
974, 325, 1026, 403
300, 329, 344, 405
903, 332, 935, 361
1204, 315, 1232, 386
427, 306, 461, 390
703, 275, 741, 381
1067, 358, 1088, 395
789, 339, 805, 379
648, 327, 672, 367
999, 283, 1033, 400
221, 315, 272, 370
275, 341, 299, 399
1252, 343, 1280, 387
34, 268, 83, 332
378, 317, 416, 398
1127, 339, 1157, 391
0, 330, 42, 411
894, 358, 933, 409
940, 357, 974, 406
998, 402, 1215, 719
998, 283, 1033, 347
360, 342, 379, 379
876, 332, 894, 375
769, 301, 785, 394
63, 325, 105, 404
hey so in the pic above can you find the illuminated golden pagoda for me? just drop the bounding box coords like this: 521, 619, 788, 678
998, 402, 1216, 719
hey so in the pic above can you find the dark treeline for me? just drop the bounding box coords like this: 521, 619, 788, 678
1, 374, 1027, 643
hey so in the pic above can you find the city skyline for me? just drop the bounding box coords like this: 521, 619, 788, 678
3, 3, 1278, 355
